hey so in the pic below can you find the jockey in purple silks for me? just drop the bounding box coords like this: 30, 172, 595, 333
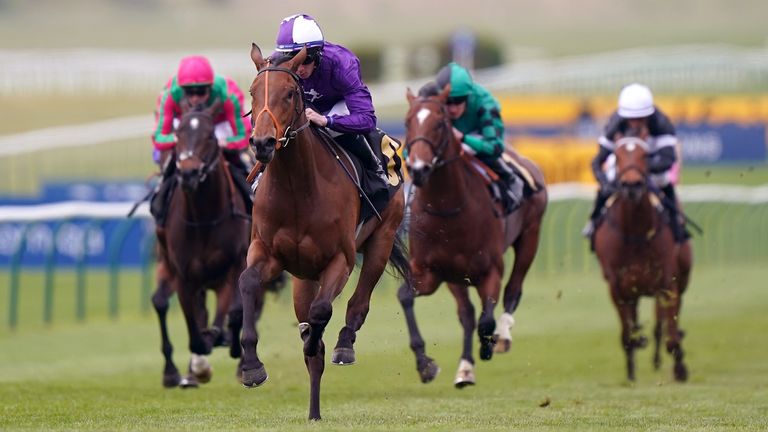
150, 55, 254, 225
269, 14, 390, 188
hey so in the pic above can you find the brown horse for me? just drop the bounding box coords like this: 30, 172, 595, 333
593, 132, 693, 382
398, 87, 548, 387
151, 101, 250, 388
238, 45, 409, 420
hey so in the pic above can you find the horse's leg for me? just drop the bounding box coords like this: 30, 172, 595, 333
306, 252, 351, 358
397, 268, 441, 383
151, 261, 180, 388
611, 290, 638, 382
653, 298, 663, 370
661, 284, 688, 382
294, 279, 324, 421
495, 226, 542, 353
446, 282, 476, 388
175, 280, 213, 388
476, 268, 501, 362
207, 277, 234, 349
333, 230, 395, 365
227, 265, 245, 365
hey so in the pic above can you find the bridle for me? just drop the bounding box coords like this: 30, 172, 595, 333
175, 112, 221, 185
404, 98, 463, 170
251, 65, 311, 149
614, 137, 650, 192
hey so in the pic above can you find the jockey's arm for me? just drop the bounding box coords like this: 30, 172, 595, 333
152, 90, 179, 150
462, 103, 505, 157
591, 145, 613, 185
648, 145, 677, 174
324, 69, 377, 134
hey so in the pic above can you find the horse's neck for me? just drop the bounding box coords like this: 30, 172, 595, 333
180, 166, 230, 220
614, 194, 658, 233
418, 154, 470, 208
263, 132, 321, 196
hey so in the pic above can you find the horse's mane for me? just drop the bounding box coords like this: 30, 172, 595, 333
268, 53, 294, 67
418, 81, 440, 98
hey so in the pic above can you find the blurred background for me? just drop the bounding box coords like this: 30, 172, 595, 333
1, 0, 766, 328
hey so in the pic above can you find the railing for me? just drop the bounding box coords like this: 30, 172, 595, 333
2, 184, 767, 330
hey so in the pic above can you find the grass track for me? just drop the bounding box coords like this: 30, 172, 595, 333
1, 265, 767, 431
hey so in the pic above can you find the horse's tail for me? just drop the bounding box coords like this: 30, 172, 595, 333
387, 224, 412, 285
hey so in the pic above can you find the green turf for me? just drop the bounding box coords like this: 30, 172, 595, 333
1, 264, 767, 431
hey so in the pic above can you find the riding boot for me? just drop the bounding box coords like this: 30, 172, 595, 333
336, 133, 389, 185
582, 188, 611, 238
150, 154, 176, 227
485, 156, 523, 214
661, 184, 688, 243
223, 149, 254, 214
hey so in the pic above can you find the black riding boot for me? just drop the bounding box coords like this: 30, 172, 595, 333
335, 133, 388, 184
150, 156, 177, 227
223, 149, 254, 215
661, 184, 688, 243
582, 188, 612, 238
483, 156, 523, 214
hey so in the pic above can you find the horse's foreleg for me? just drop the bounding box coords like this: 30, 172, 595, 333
151, 265, 180, 388
294, 280, 324, 420
660, 286, 688, 382
495, 227, 541, 353
611, 293, 638, 382
208, 276, 234, 348
227, 265, 244, 362
398, 268, 441, 383
447, 282, 476, 388
176, 281, 211, 356
653, 299, 663, 370
333, 234, 394, 365
238, 266, 268, 387
306, 253, 350, 358
476, 269, 501, 362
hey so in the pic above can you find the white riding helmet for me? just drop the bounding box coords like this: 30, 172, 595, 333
275, 14, 325, 52
617, 83, 655, 118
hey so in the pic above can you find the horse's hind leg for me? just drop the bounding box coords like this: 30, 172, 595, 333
653, 299, 663, 370
398, 270, 441, 383
495, 226, 541, 353
476, 268, 501, 362
447, 282, 476, 388
208, 277, 235, 349
176, 281, 214, 387
307, 253, 350, 359
661, 287, 688, 382
333, 234, 393, 365
151, 263, 180, 388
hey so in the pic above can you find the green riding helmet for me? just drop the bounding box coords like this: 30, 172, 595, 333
436, 62, 473, 98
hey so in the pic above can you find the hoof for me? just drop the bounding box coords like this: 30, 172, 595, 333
194, 368, 212, 384
241, 365, 268, 388
479, 335, 495, 361
417, 357, 440, 384
162, 371, 181, 388
493, 338, 511, 354
635, 336, 648, 349
653, 356, 661, 370
179, 375, 199, 389
331, 347, 356, 366
674, 363, 689, 382
454, 380, 476, 389
454, 359, 475, 388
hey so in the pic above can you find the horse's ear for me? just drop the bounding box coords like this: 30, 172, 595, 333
251, 43, 267, 71
288, 46, 308, 71
406, 87, 416, 104
438, 84, 451, 102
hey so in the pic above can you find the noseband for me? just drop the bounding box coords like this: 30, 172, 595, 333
405, 99, 461, 170
252, 66, 311, 149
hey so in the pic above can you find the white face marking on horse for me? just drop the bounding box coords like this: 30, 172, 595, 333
416, 108, 430, 126
626, 142, 636, 152
190, 117, 199, 130
411, 157, 427, 170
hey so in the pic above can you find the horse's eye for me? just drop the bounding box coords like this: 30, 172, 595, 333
286, 90, 295, 100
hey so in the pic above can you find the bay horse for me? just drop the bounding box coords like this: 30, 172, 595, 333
239, 45, 409, 420
151, 100, 251, 388
398, 86, 548, 387
593, 130, 693, 382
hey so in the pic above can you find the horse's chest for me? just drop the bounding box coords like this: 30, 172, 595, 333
614, 258, 666, 296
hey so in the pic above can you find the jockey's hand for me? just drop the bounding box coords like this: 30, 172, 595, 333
305, 108, 328, 127
452, 127, 464, 142
601, 180, 618, 196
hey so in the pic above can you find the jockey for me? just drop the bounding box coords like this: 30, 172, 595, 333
151, 55, 253, 225
435, 62, 523, 214
270, 13, 389, 187
582, 83, 687, 242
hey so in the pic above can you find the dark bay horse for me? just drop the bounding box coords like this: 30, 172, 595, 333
593, 133, 693, 382
239, 45, 409, 420
398, 87, 547, 387
152, 101, 250, 388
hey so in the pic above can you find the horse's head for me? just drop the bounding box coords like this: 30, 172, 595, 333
248, 43, 308, 164
175, 101, 221, 192
404, 84, 457, 187
614, 125, 651, 203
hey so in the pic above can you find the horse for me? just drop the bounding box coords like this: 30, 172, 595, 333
238, 45, 409, 420
151, 100, 251, 388
593, 130, 693, 382
398, 86, 548, 387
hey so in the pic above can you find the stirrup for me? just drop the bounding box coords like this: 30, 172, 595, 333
581, 221, 595, 238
